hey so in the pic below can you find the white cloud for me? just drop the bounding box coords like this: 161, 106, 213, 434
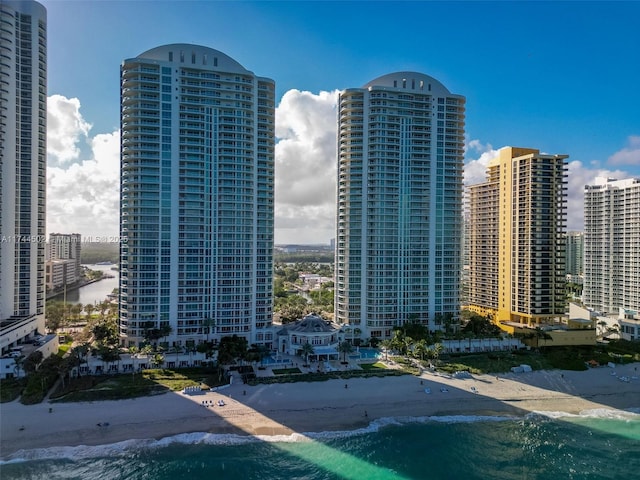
274, 89, 339, 244
47, 95, 120, 239
47, 95, 92, 166
464, 139, 498, 186
608, 135, 640, 167
462, 141, 637, 232
47, 93, 637, 246
565, 160, 633, 231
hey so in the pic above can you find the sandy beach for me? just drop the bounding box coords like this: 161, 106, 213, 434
1, 363, 639, 459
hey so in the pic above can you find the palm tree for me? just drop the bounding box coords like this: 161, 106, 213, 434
128, 346, 139, 378
337, 341, 353, 363
300, 342, 314, 366
152, 353, 165, 369
413, 339, 428, 361
74, 343, 91, 377
390, 330, 405, 355
159, 324, 173, 349
353, 328, 362, 346
84, 303, 95, 321
402, 336, 415, 360
379, 339, 392, 361
203, 317, 215, 343
13, 354, 25, 378
432, 343, 444, 364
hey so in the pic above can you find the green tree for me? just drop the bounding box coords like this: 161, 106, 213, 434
71, 343, 90, 377
152, 353, 165, 369
413, 339, 428, 361
98, 346, 121, 373
45, 301, 65, 333
23, 350, 44, 374
432, 343, 444, 364
13, 354, 25, 378
379, 339, 392, 360
202, 317, 216, 342
92, 318, 119, 347
218, 335, 249, 365
337, 341, 353, 363
462, 313, 501, 336
84, 303, 95, 321
300, 342, 314, 366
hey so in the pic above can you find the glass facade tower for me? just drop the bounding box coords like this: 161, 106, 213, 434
335, 72, 465, 339
0, 0, 47, 326
584, 177, 640, 314
119, 44, 274, 349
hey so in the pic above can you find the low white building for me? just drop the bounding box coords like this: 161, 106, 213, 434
276, 313, 341, 360
440, 337, 523, 354
1, 313, 57, 379
619, 308, 640, 341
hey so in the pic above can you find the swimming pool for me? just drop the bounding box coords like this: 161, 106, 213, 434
349, 347, 381, 360
260, 356, 291, 365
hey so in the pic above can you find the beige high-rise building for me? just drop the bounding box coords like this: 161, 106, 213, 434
467, 147, 568, 329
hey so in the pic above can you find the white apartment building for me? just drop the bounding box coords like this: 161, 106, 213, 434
119, 44, 275, 349
0, 0, 47, 356
335, 72, 465, 339
47, 233, 82, 278
45, 259, 78, 291
584, 177, 640, 314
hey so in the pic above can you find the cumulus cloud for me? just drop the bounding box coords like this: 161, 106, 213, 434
47, 95, 120, 239
274, 89, 339, 244
47, 92, 637, 245
462, 139, 637, 232
608, 135, 640, 166
47, 95, 92, 166
564, 160, 633, 231
464, 139, 499, 185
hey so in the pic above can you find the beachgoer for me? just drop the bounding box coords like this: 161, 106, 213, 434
344, 384, 348, 389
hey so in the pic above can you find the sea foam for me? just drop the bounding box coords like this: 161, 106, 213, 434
13, 408, 640, 464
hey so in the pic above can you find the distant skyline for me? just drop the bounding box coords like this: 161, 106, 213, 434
41, 0, 640, 243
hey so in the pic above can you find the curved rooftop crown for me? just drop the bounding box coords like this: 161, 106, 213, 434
363, 71, 452, 95
136, 44, 250, 74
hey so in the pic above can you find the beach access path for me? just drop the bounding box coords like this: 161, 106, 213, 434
1, 363, 639, 459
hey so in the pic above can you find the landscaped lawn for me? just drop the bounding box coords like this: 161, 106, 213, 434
272, 368, 302, 375
51, 367, 227, 402
359, 362, 388, 371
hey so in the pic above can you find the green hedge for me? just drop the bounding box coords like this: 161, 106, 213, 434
247, 369, 407, 385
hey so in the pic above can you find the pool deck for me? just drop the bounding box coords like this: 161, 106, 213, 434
252, 352, 391, 378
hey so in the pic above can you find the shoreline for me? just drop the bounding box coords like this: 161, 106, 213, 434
1, 364, 639, 459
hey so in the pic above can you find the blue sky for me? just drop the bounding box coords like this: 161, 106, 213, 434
41, 0, 640, 243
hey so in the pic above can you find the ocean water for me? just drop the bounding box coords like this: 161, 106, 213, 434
2, 409, 639, 480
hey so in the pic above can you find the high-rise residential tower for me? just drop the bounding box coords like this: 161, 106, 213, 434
584, 177, 640, 313
48, 233, 82, 278
564, 231, 584, 277
335, 72, 465, 339
119, 44, 275, 349
467, 147, 568, 328
0, 0, 47, 339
